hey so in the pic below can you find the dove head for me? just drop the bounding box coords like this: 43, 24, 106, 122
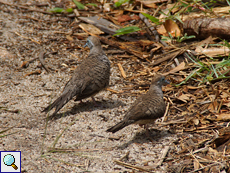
152, 74, 170, 87
148, 74, 169, 95
84, 36, 102, 50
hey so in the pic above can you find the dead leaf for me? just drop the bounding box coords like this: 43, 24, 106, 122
208, 100, 219, 113
193, 159, 200, 170
157, 24, 167, 36
216, 113, 230, 121
24, 70, 41, 77
220, 92, 229, 99
192, 118, 199, 126
137, 0, 157, 8
79, 23, 104, 35
178, 94, 192, 103
103, 3, 111, 12
163, 61, 185, 76
117, 15, 132, 23
164, 19, 181, 37
195, 46, 230, 57
66, 35, 74, 42
21, 61, 29, 68
223, 101, 230, 107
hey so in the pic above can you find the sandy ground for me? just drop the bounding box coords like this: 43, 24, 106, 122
0, 0, 178, 172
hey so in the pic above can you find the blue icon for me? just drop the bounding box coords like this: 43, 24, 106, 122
3, 154, 18, 170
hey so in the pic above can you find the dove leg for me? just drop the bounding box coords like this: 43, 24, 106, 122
144, 124, 151, 137
91, 97, 100, 107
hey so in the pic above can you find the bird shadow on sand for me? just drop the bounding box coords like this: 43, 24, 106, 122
116, 128, 171, 149
47, 99, 126, 121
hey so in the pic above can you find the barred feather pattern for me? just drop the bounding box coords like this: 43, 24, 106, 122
42, 36, 110, 115
107, 74, 169, 133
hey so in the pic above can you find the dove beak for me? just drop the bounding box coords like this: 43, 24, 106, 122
164, 79, 170, 85
83, 43, 88, 48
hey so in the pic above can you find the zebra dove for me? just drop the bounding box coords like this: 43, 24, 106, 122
106, 74, 169, 133
42, 36, 110, 115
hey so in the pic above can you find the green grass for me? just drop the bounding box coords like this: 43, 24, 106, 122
176, 52, 230, 86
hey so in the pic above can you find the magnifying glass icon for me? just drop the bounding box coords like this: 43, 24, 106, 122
3, 154, 18, 170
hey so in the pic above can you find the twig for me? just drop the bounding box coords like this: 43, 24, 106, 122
189, 150, 204, 168
14, 31, 40, 44
185, 147, 209, 156
106, 88, 122, 94
188, 161, 225, 173
161, 102, 169, 123
151, 49, 184, 66
117, 63, 127, 78
48, 147, 114, 153
38, 51, 50, 73
156, 119, 187, 126
99, 36, 145, 59
85, 159, 89, 171
114, 160, 152, 172
119, 151, 130, 161
156, 146, 170, 167
139, 13, 160, 42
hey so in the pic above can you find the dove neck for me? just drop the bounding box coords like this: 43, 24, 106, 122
148, 84, 163, 97
89, 46, 104, 55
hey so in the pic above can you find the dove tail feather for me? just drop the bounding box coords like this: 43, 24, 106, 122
42, 92, 75, 115
106, 121, 129, 133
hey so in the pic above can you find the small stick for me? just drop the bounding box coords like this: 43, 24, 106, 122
14, 31, 40, 44
106, 88, 122, 94
188, 162, 224, 173
189, 150, 204, 169
117, 63, 127, 78
39, 51, 50, 73
161, 102, 169, 123
114, 160, 152, 172
156, 146, 170, 167
119, 151, 130, 161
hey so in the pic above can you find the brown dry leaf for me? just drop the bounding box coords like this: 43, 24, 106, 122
208, 147, 218, 153
208, 100, 219, 113
66, 35, 74, 42
152, 66, 160, 72
79, 23, 104, 35
21, 61, 29, 68
167, 3, 180, 13
197, 36, 216, 47
103, 3, 111, 12
164, 19, 181, 37
182, 6, 230, 21
163, 61, 185, 76
117, 15, 132, 23
136, 0, 157, 8
178, 93, 192, 103
193, 159, 200, 170
220, 92, 229, 99
113, 10, 124, 17
0, 47, 15, 59
187, 86, 205, 90
24, 70, 41, 77
212, 6, 230, 14
223, 101, 230, 107
195, 46, 230, 57
191, 118, 199, 126
200, 118, 210, 125
157, 24, 167, 36
216, 113, 230, 121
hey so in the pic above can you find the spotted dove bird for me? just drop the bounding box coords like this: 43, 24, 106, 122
42, 36, 110, 115
106, 74, 169, 133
